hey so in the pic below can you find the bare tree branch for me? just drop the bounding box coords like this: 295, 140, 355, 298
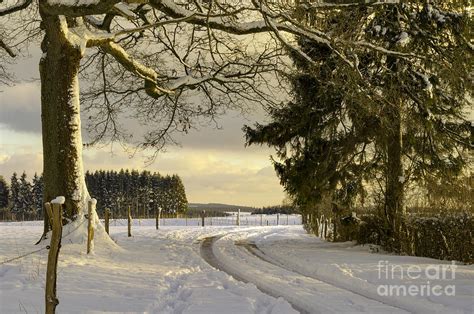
0, 0, 32, 16
0, 38, 16, 57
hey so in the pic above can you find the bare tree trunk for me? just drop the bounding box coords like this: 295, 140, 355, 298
385, 101, 405, 243
39, 13, 89, 238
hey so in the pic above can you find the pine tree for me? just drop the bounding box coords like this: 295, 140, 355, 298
160, 176, 172, 214
18, 172, 33, 218
170, 175, 188, 214
10, 173, 20, 215
0, 176, 9, 209
245, 1, 472, 246
150, 172, 163, 215
139, 171, 151, 218
116, 169, 128, 217
130, 170, 140, 216
32, 173, 44, 218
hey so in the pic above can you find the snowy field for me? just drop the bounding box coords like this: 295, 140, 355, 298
0, 218, 473, 313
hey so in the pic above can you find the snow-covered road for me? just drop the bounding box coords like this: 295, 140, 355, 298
1, 221, 473, 313
201, 234, 405, 313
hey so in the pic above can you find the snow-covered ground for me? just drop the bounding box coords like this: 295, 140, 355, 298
218, 228, 474, 313
0, 219, 473, 313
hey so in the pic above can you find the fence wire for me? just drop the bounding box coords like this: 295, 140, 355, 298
0, 218, 87, 266
1, 214, 302, 265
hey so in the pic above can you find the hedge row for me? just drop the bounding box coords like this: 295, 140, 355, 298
357, 212, 474, 263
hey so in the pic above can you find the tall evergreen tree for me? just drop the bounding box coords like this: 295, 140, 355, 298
18, 172, 34, 217
0, 176, 9, 209
10, 173, 20, 215
170, 175, 188, 214
139, 171, 152, 217
150, 172, 163, 215
32, 173, 44, 218
245, 1, 472, 245
159, 176, 173, 214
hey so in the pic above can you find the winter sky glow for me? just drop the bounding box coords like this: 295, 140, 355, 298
0, 48, 285, 207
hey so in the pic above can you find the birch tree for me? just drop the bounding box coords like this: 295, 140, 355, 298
1, 0, 422, 237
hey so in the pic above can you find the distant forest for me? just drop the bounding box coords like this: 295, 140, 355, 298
252, 205, 296, 215
0, 170, 188, 220
0, 170, 300, 221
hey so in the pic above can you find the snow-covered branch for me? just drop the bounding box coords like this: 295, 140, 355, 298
149, 0, 272, 35
306, 0, 399, 10
97, 41, 173, 97
351, 41, 425, 59
0, 0, 32, 16
0, 39, 16, 57
41, 0, 120, 16
166, 72, 253, 91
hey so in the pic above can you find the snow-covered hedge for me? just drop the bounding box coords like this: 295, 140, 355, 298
357, 213, 474, 263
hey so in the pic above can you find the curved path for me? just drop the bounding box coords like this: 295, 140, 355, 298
200, 236, 308, 313
241, 242, 412, 312
200, 234, 407, 314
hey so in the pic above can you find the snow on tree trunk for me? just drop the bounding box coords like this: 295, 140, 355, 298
39, 14, 108, 244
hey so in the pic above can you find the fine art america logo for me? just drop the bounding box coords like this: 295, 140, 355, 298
377, 261, 457, 297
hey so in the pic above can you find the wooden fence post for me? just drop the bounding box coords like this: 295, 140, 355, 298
260, 214, 263, 226
128, 205, 132, 237
277, 213, 280, 226
155, 207, 161, 230
237, 209, 240, 226
201, 210, 205, 227
324, 218, 328, 239
87, 199, 96, 254
104, 208, 110, 235
45, 201, 63, 314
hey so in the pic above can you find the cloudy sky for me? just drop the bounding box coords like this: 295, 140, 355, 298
0, 48, 286, 207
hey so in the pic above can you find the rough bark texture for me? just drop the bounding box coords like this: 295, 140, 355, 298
39, 12, 89, 236
385, 101, 405, 240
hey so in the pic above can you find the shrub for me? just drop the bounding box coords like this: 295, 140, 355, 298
406, 213, 473, 263
357, 212, 474, 263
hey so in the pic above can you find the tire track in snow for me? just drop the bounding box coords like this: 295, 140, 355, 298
200, 236, 308, 314
200, 235, 407, 314
240, 241, 409, 313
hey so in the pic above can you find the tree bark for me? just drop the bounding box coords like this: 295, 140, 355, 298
385, 100, 405, 241
39, 13, 89, 237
